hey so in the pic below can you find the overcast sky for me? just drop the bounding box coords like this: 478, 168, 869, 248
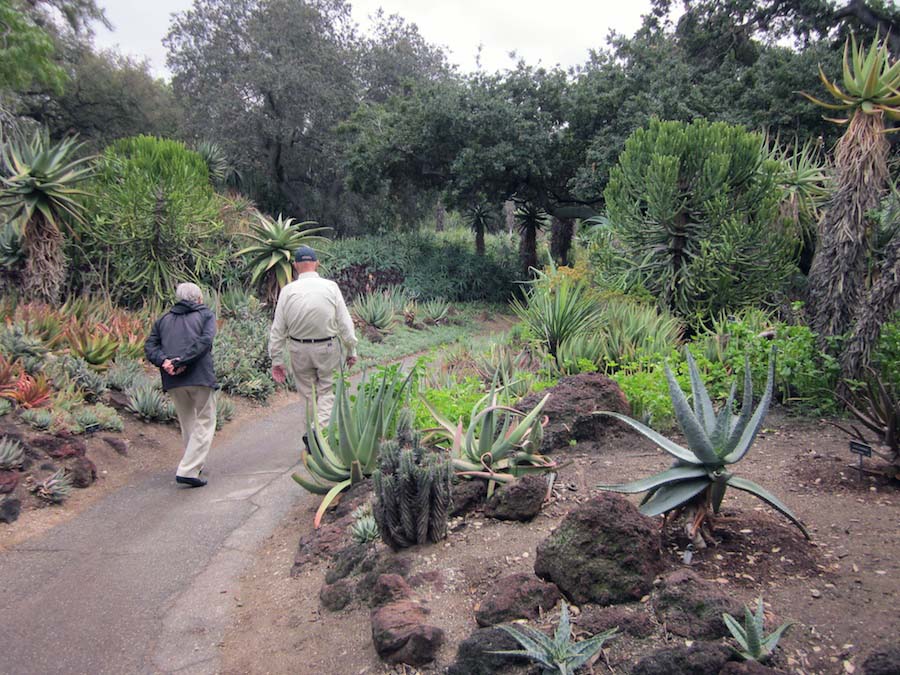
93, 0, 652, 78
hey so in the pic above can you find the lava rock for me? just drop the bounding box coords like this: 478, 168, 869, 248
631, 642, 733, 675
0, 497, 21, 523
518, 372, 631, 453
30, 435, 86, 459
292, 522, 355, 575
475, 572, 561, 627
446, 626, 532, 675
576, 604, 655, 639
863, 643, 900, 675
654, 568, 743, 639
534, 493, 662, 605
484, 474, 546, 522
450, 478, 487, 517
102, 436, 128, 455
371, 574, 413, 608
319, 579, 354, 612
324, 543, 371, 584
68, 457, 97, 489
0, 470, 19, 494
371, 599, 444, 666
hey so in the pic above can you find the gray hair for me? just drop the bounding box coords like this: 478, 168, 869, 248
175, 282, 203, 303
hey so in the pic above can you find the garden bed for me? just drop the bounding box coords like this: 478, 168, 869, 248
219, 410, 899, 674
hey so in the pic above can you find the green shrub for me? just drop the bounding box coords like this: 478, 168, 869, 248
214, 312, 276, 401
873, 311, 900, 389
75, 135, 227, 307
92, 403, 125, 432
216, 394, 235, 430
605, 119, 796, 323
321, 229, 519, 303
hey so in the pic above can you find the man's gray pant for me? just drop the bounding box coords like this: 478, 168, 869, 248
169, 386, 217, 479
287, 338, 342, 437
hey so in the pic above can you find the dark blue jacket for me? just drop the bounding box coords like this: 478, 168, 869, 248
144, 301, 217, 392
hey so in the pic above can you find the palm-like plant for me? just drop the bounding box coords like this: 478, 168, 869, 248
0, 129, 93, 302
802, 33, 900, 342
515, 202, 550, 275
596, 349, 809, 547
467, 202, 495, 256
511, 276, 600, 358
237, 212, 330, 306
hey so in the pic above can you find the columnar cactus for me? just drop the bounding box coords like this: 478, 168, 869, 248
373, 423, 452, 550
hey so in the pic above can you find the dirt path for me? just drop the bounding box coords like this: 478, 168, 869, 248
220, 412, 899, 675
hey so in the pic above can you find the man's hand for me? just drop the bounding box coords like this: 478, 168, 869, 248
345, 355, 357, 369
272, 364, 287, 383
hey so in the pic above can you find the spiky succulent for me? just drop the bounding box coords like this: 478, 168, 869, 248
291, 368, 414, 527
352, 290, 395, 331
723, 598, 792, 662
237, 212, 330, 305
105, 358, 144, 392
801, 32, 900, 123
350, 512, 380, 544
419, 298, 450, 325
30, 469, 73, 503
125, 381, 171, 422
424, 382, 555, 489
21, 408, 52, 430
0, 220, 24, 270
0, 437, 24, 470
216, 394, 235, 430
494, 601, 617, 675
597, 348, 809, 539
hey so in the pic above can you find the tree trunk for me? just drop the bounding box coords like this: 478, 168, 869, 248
520, 224, 538, 276
23, 212, 65, 303
840, 233, 900, 382
475, 223, 485, 256
435, 202, 445, 232
808, 110, 889, 342
550, 216, 574, 266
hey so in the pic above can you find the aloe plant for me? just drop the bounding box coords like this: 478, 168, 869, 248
723, 598, 791, 662
0, 437, 24, 470
291, 368, 413, 527
494, 601, 617, 675
424, 382, 555, 490
833, 366, 899, 479
30, 469, 73, 503
597, 348, 809, 546
352, 290, 396, 331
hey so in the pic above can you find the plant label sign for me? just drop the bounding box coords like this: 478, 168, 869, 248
849, 440, 872, 457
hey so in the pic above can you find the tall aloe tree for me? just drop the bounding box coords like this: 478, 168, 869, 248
802, 33, 900, 342
515, 201, 549, 275
0, 129, 93, 302
237, 212, 330, 306
466, 201, 494, 256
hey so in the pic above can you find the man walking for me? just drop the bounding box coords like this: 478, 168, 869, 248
145, 282, 218, 488
268, 245, 357, 445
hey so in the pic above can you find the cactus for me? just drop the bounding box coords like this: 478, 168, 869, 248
373, 430, 452, 550
0, 437, 24, 470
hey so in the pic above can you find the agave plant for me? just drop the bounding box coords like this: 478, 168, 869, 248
20, 408, 52, 430
105, 358, 144, 392
723, 598, 792, 663
419, 298, 450, 325
352, 290, 396, 332
66, 325, 119, 369
291, 368, 413, 527
494, 601, 617, 675
237, 212, 330, 306
0, 220, 24, 271
0, 437, 24, 470
12, 373, 52, 409
424, 382, 555, 491
0, 128, 94, 302
511, 276, 600, 357
597, 349, 809, 547
30, 468, 73, 503
125, 380, 171, 422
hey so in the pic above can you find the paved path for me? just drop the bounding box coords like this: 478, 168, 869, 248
0, 397, 313, 675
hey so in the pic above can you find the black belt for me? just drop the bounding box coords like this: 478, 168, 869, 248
289, 335, 335, 343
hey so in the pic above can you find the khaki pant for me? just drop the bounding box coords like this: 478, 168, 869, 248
169, 386, 217, 479
287, 338, 342, 437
